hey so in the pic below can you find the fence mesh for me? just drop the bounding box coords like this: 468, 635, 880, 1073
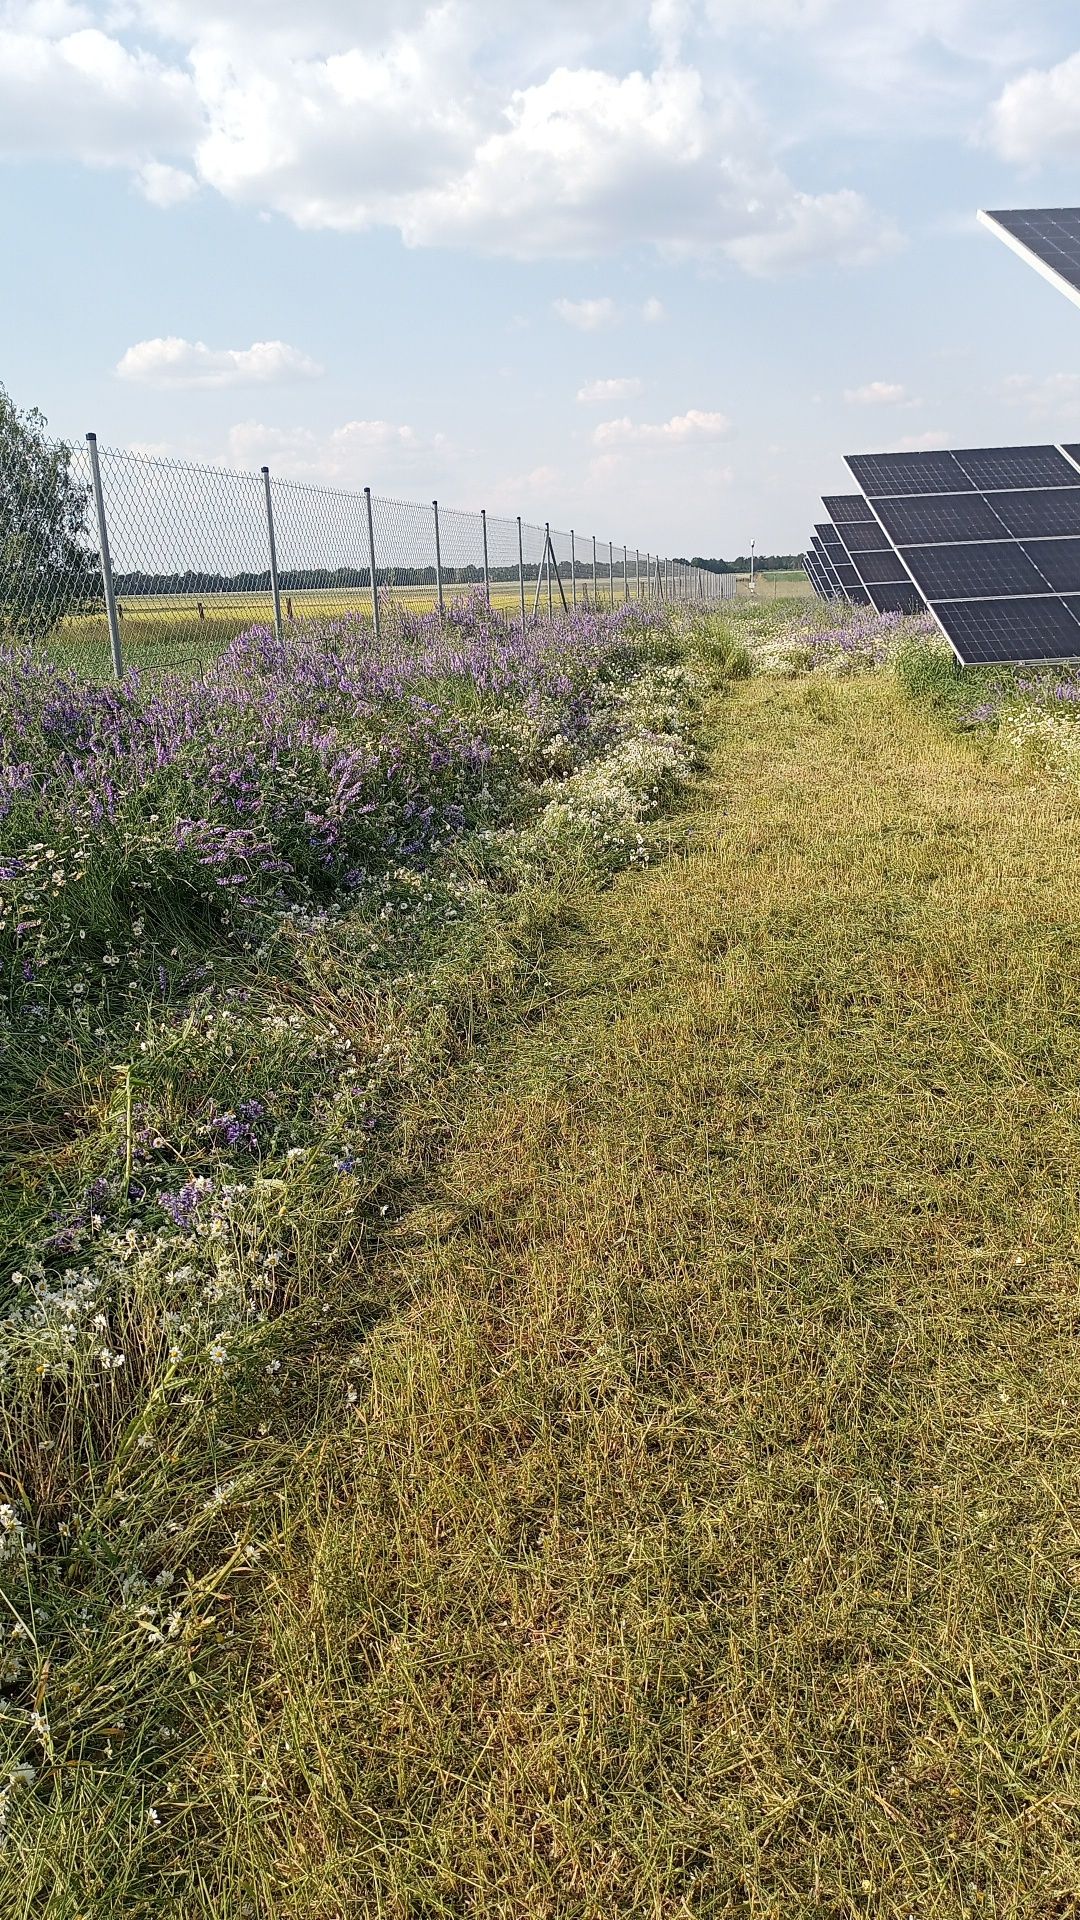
0, 432, 736, 676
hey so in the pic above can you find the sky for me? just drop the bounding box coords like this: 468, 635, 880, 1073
5, 2, 1080, 556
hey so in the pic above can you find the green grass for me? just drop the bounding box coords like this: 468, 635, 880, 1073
8, 609, 1080, 1914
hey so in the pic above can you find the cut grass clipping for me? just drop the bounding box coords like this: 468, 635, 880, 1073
4, 597, 1080, 1916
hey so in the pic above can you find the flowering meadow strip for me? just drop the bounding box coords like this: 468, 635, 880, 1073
737, 598, 939, 678
0, 594, 724, 1888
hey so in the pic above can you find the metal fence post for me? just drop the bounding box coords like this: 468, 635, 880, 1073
433, 499, 445, 619
86, 432, 123, 679
608, 542, 614, 608
635, 548, 641, 600
481, 508, 490, 606
571, 529, 577, 607
364, 486, 381, 642
592, 534, 598, 605
261, 466, 283, 641
517, 516, 526, 634
545, 523, 553, 618
623, 544, 629, 602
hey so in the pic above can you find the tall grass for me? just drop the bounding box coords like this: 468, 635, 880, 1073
0, 596, 739, 1906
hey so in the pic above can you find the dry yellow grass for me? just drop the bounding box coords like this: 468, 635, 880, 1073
169, 671, 1080, 1916
22, 659, 1080, 1916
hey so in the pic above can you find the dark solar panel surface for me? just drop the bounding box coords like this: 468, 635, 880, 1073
822, 494, 870, 524
855, 548, 913, 587
983, 209, 1080, 298
897, 541, 1047, 602
954, 445, 1078, 491
933, 596, 1080, 664
874, 493, 1006, 545
847, 452, 973, 497
866, 582, 923, 615
1018, 539, 1080, 593
840, 518, 893, 553
844, 441, 1080, 664
993, 488, 1080, 537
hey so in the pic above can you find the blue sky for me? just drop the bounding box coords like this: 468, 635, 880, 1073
4, 1, 1080, 555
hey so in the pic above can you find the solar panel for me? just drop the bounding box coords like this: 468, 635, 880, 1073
847, 451, 973, 497
1017, 539, 1080, 593
840, 518, 893, 553
822, 494, 871, 525
868, 582, 923, 615
897, 541, 1047, 602
955, 446, 1079, 491
846, 439, 1080, 664
995, 488, 1080, 537
979, 208, 1080, 310
856, 547, 911, 587
874, 493, 1006, 545
933, 596, 1080, 664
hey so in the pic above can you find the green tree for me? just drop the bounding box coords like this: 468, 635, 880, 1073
0, 385, 102, 640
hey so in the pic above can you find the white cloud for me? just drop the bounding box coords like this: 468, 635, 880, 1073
895, 429, 952, 451
726, 189, 901, 277
844, 380, 909, 405
642, 297, 666, 323
1002, 372, 1080, 417
554, 297, 620, 331
593, 408, 731, 448
226, 416, 440, 488
0, 24, 200, 164
985, 51, 1080, 162
0, 9, 900, 274
136, 159, 198, 206
577, 376, 644, 404
116, 336, 324, 388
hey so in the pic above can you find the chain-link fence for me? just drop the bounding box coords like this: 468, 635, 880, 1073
0, 431, 736, 677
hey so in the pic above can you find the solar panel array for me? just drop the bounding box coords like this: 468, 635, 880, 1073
802, 208, 1080, 663
979, 207, 1080, 310
844, 443, 1080, 663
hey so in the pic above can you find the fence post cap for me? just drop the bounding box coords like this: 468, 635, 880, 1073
260, 464, 270, 476
86, 431, 97, 442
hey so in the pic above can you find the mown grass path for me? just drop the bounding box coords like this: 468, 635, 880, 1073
239, 674, 1080, 1918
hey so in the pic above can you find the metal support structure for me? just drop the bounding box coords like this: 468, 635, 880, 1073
364, 486, 381, 642
656, 555, 665, 600
546, 523, 553, 618
592, 534, 598, 606
261, 465, 283, 642
433, 499, 445, 618
571, 529, 577, 607
517, 516, 526, 634
608, 542, 615, 608
623, 544, 629, 602
635, 548, 641, 600
86, 432, 123, 680
481, 508, 490, 606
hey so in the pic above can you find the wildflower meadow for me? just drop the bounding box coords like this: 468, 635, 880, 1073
0, 591, 750, 1900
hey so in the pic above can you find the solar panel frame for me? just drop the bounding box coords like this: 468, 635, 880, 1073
979, 208, 1080, 313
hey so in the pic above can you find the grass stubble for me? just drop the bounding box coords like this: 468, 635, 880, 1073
7, 610, 1080, 1915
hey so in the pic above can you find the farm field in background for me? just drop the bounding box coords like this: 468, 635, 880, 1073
39, 575, 808, 678
45, 582, 741, 676
5, 593, 1080, 1913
